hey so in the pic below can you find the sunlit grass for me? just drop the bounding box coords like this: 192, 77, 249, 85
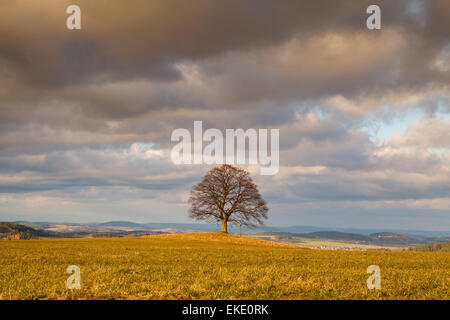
0, 233, 448, 299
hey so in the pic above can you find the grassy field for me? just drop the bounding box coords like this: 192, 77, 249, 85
0, 233, 449, 300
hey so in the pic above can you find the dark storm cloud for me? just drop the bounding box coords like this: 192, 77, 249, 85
0, 0, 383, 86
0, 0, 449, 227
0, 0, 447, 144
0, 0, 448, 88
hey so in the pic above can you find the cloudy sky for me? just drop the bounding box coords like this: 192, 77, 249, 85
0, 0, 449, 230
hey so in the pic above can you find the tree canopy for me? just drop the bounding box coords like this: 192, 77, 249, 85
188, 164, 268, 233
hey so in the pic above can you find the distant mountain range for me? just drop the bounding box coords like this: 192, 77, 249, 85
70, 221, 450, 237
3, 220, 449, 242
2, 221, 449, 248
257, 225, 450, 238
2, 221, 164, 239
255, 231, 449, 247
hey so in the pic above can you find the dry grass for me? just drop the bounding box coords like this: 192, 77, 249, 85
0, 232, 449, 300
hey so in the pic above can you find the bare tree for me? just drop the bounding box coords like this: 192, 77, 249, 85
188, 164, 268, 233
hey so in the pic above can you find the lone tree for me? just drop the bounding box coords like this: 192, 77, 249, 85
188, 164, 268, 233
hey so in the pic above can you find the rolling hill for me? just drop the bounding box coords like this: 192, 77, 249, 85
0, 221, 164, 239
4, 221, 450, 249
252, 231, 450, 249
0, 222, 50, 240
12, 220, 450, 237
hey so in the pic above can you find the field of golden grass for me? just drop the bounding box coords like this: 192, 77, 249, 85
0, 232, 449, 300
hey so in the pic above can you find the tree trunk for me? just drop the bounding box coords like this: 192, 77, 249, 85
221, 218, 228, 233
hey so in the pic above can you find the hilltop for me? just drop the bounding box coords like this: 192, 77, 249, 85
0, 222, 49, 240
148, 232, 297, 248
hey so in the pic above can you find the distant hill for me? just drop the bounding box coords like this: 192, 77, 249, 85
300, 231, 370, 241
368, 232, 415, 245
369, 232, 409, 239
255, 230, 450, 248
97, 221, 149, 229
411, 242, 450, 252
0, 222, 49, 240
3, 221, 168, 239
268, 225, 450, 238
5, 221, 450, 247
